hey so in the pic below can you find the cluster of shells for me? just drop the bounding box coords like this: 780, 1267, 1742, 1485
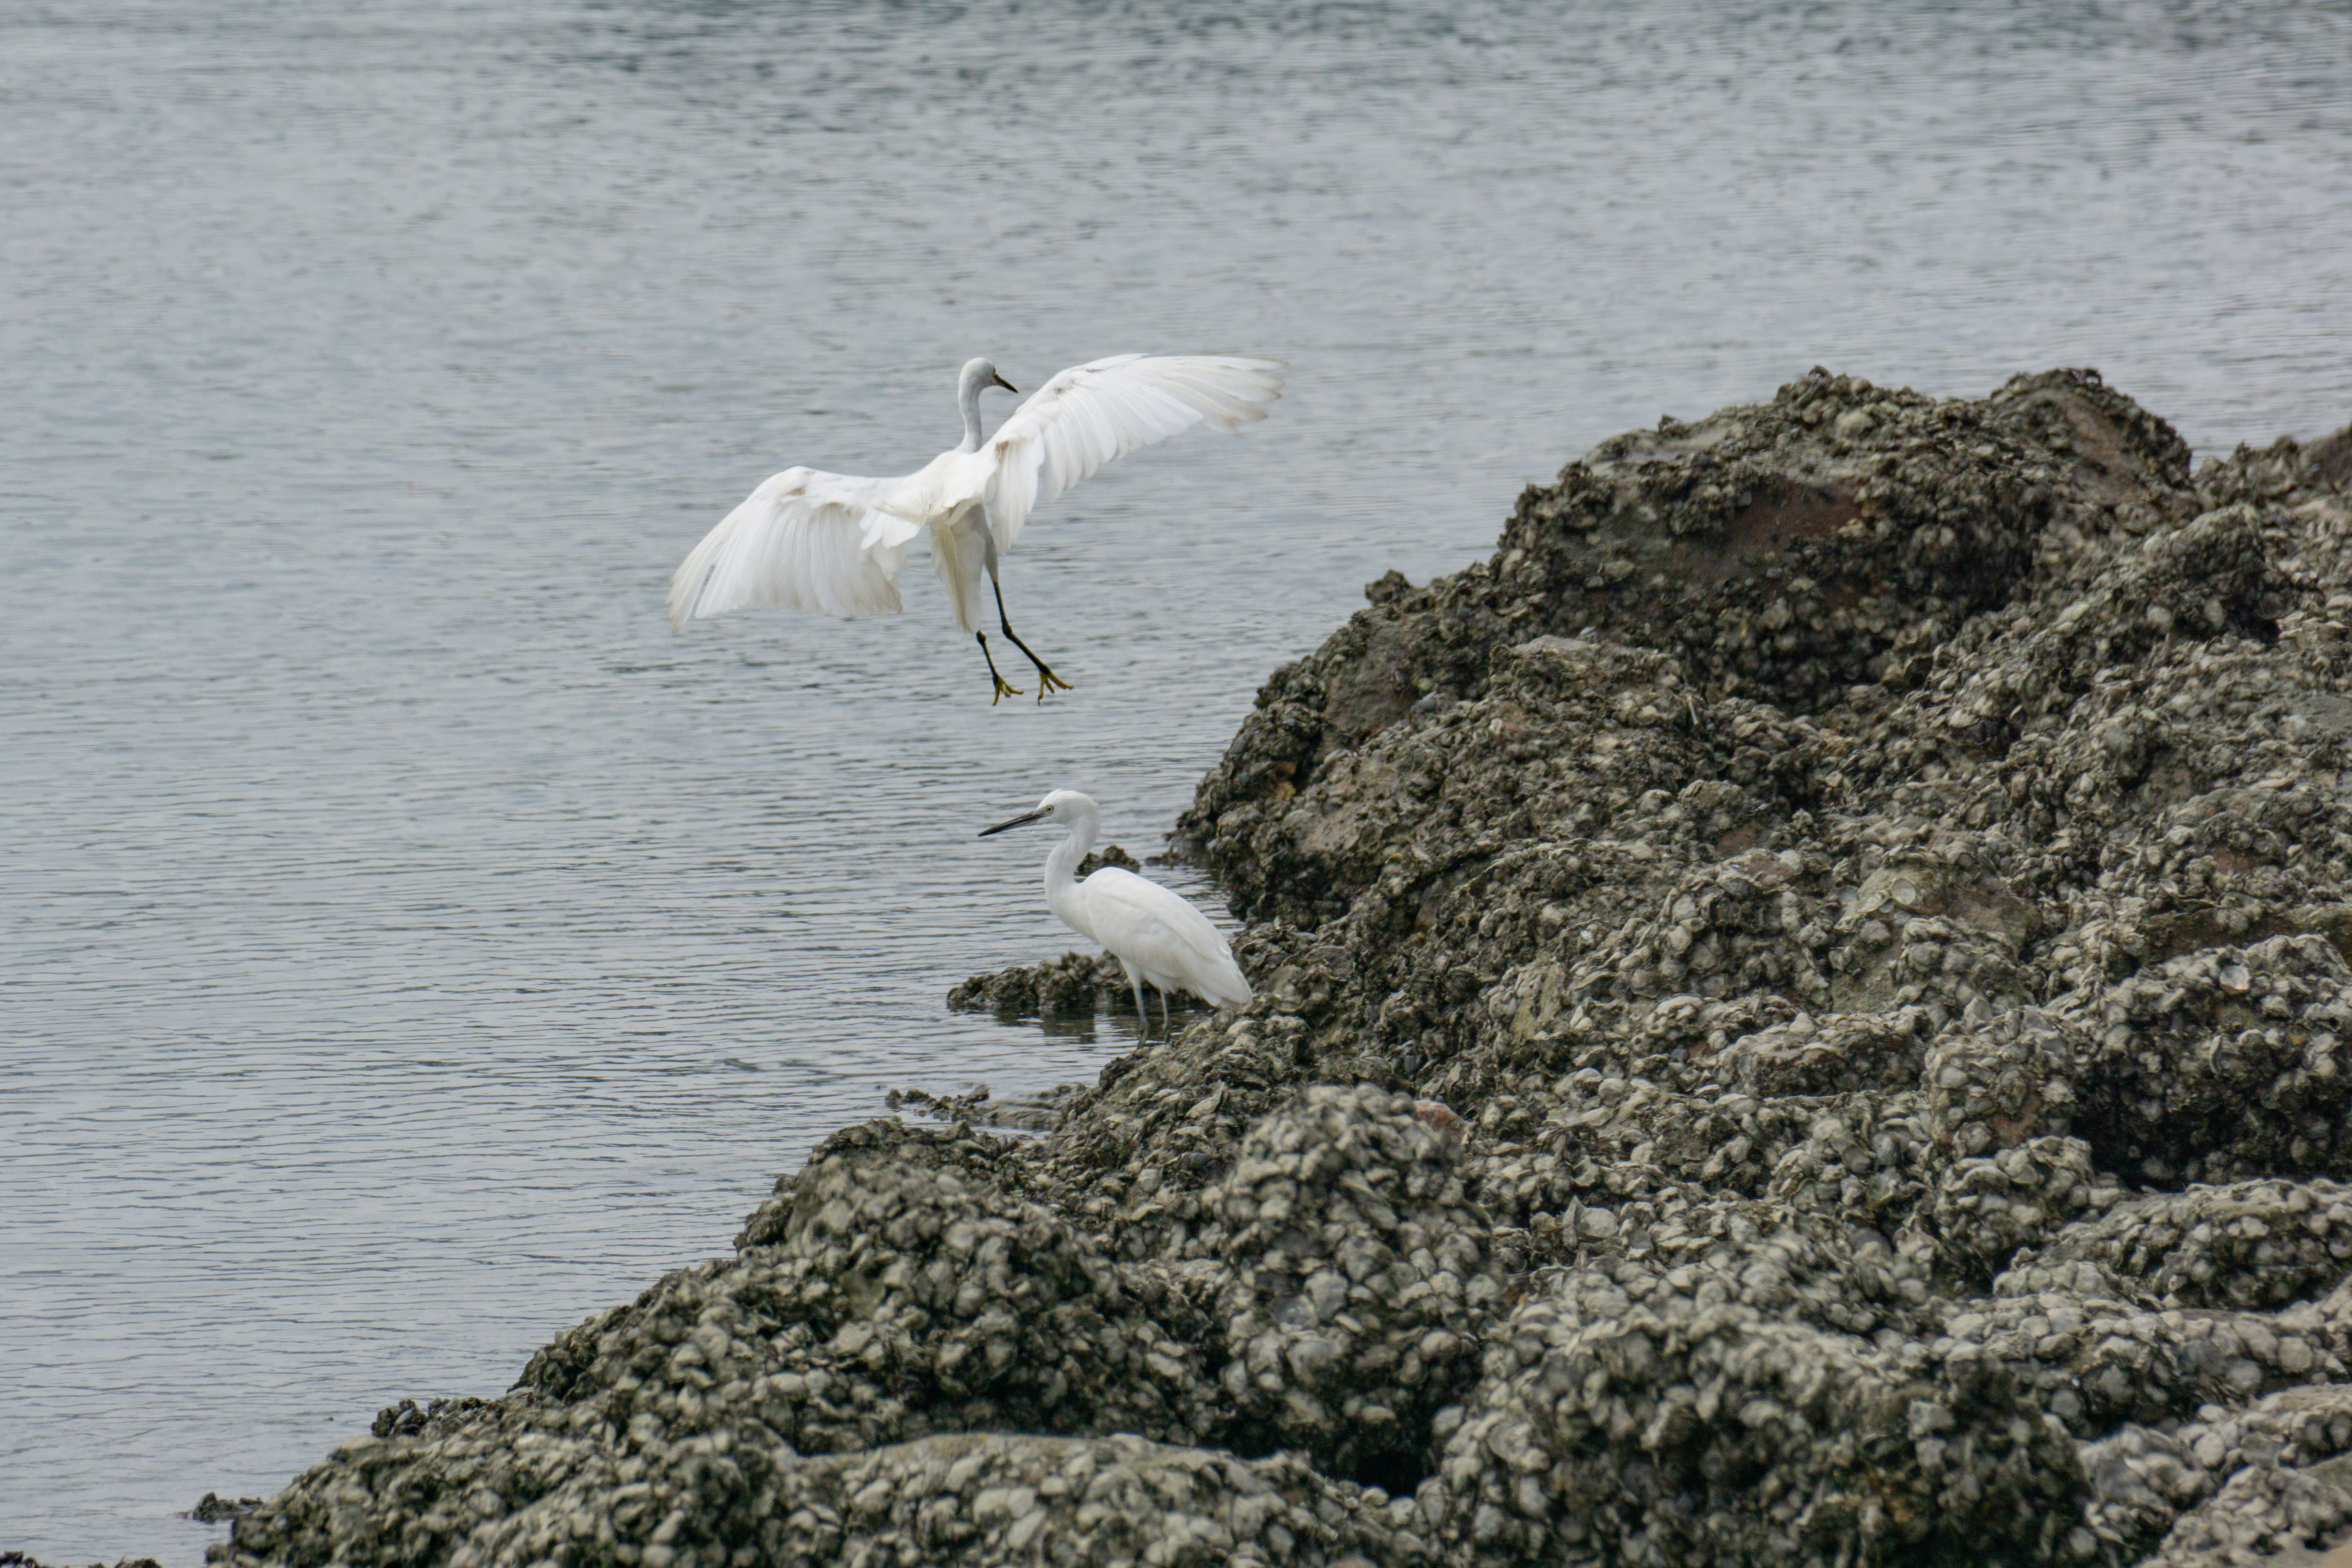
205, 371, 2352, 1568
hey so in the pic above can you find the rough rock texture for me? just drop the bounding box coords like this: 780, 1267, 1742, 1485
191, 1494, 265, 1523
2018, 1181, 2352, 1314
234, 1421, 1428, 1568
2084, 1384, 2352, 1564
1191, 1087, 1505, 1488
214, 371, 2352, 1568
213, 1098, 1470, 1568
945, 951, 1228, 1030
947, 950, 1142, 1019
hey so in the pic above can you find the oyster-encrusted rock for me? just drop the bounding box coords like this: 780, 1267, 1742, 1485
1926, 1133, 2110, 1284
2068, 936, 2352, 1187
224, 1417, 1432, 1568
2017, 1179, 2352, 1313
1181, 368, 2200, 923
1924, 1005, 2087, 1155
2085, 1384, 2352, 1564
1420, 1219, 2073, 1568
211, 377, 2352, 1568
947, 949, 1139, 1018
1189, 1085, 1504, 1486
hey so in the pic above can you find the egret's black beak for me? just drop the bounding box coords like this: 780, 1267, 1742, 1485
991, 372, 1018, 394
979, 807, 1047, 837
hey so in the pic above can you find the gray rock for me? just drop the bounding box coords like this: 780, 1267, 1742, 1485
205, 381, 2352, 1568
2067, 936, 2352, 1187
2020, 1180, 2352, 1313
2089, 1385, 2352, 1564
1419, 1215, 2071, 1567
1189, 1085, 1504, 1486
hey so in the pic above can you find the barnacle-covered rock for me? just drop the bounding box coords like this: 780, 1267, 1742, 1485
207, 383, 2352, 1568
1924, 1005, 2087, 1155
1420, 1222, 2068, 1568
2136, 1459, 2352, 1567
1936, 1292, 2345, 1440
717, 1432, 1434, 1568
2081, 1422, 2219, 1554
1183, 368, 2197, 919
1022, 1010, 1386, 1261
1827, 839, 2041, 1018
1760, 1092, 1939, 1233
2016, 1179, 2352, 1313
947, 950, 1135, 1018
2087, 1384, 2352, 1564
479, 1430, 1432, 1568
1532, 1070, 1824, 1199
1569, 842, 1843, 1015
2068, 935, 2352, 1186
222, 1419, 1432, 1568
1192, 1085, 1504, 1488
1924, 1134, 2110, 1284
212, 1395, 607, 1568
1190, 631, 1731, 930
1713, 1007, 1935, 1098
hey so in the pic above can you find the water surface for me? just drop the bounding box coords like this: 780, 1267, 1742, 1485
5, 1, 2350, 1557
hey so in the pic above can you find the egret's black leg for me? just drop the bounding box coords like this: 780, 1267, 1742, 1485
976, 633, 1023, 705
990, 574, 1072, 701
1158, 987, 1171, 1038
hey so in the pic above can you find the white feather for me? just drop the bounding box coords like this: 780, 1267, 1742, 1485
982, 789, 1252, 1029
973, 355, 1287, 553
1079, 866, 1252, 1008
667, 356, 1284, 657
665, 468, 910, 630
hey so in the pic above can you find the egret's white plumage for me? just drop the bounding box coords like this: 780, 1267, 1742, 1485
980, 789, 1250, 1035
667, 354, 1285, 700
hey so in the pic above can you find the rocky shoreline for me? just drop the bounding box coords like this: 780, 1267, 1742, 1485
178, 368, 2352, 1567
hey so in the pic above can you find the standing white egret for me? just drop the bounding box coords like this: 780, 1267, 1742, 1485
666, 354, 1285, 702
980, 789, 1251, 1036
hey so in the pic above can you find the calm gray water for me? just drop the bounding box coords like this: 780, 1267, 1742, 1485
5, 0, 2349, 1557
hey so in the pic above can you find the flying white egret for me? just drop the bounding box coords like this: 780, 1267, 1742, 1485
666, 354, 1286, 702
980, 789, 1251, 1037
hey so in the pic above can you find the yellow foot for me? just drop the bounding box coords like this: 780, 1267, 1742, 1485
990, 672, 1026, 705
1030, 665, 1074, 702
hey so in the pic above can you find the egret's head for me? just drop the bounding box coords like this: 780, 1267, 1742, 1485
978, 788, 1092, 837
959, 357, 1019, 398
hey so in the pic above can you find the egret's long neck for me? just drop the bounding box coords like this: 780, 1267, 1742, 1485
1042, 805, 1097, 938
957, 375, 985, 453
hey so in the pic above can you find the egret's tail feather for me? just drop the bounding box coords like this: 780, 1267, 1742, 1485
1204, 954, 1253, 1011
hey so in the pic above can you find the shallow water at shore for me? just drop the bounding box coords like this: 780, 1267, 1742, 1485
5, 0, 2350, 1558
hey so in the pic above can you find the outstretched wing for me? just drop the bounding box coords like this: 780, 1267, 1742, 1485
666, 467, 922, 631
1080, 866, 1253, 1009
977, 355, 1285, 552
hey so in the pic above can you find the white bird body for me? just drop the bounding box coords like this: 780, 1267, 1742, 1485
981, 789, 1250, 1033
667, 354, 1286, 700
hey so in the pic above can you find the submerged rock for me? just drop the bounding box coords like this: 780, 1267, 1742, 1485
213, 372, 2352, 1568
947, 950, 1136, 1018
189, 1492, 265, 1523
